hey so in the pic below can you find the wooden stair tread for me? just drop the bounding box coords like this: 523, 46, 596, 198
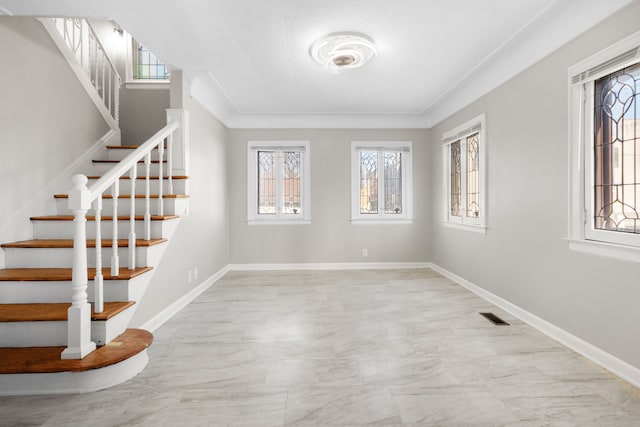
0, 301, 135, 322
0, 329, 153, 374
106, 145, 164, 149
0, 267, 152, 281
1, 238, 167, 249
93, 159, 166, 164
53, 193, 189, 199
30, 214, 179, 221
86, 175, 189, 180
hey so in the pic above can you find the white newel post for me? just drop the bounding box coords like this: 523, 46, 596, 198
166, 109, 190, 178
62, 174, 97, 360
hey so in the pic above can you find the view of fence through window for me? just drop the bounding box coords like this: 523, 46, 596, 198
359, 151, 402, 215
133, 41, 170, 80
594, 61, 640, 234
257, 151, 301, 215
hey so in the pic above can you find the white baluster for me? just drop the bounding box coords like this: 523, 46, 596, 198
111, 180, 119, 276
108, 66, 112, 115
129, 166, 137, 270
114, 78, 120, 124
157, 142, 164, 216
61, 174, 97, 360
167, 133, 174, 195
94, 197, 103, 313
102, 51, 106, 100
144, 153, 151, 240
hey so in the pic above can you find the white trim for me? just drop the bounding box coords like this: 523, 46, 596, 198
566, 238, 640, 263
350, 219, 413, 225
429, 263, 640, 389
443, 221, 487, 234
228, 262, 431, 271
568, 30, 640, 256
0, 350, 148, 396
350, 141, 413, 222
137, 265, 230, 332
247, 140, 311, 223
125, 81, 170, 90
442, 114, 487, 230
248, 219, 311, 226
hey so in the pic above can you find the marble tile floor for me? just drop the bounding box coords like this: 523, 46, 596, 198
2, 268, 640, 426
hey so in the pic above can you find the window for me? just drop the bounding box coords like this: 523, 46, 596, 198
442, 114, 486, 233
350, 141, 413, 223
568, 30, 640, 262
247, 141, 310, 224
125, 35, 170, 89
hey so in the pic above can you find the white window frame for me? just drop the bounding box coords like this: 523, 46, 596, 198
568, 30, 640, 262
350, 141, 413, 224
125, 33, 170, 90
247, 140, 310, 225
442, 114, 487, 234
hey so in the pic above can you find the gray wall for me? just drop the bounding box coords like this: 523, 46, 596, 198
0, 17, 108, 246
428, 2, 640, 369
131, 96, 230, 325
90, 20, 169, 145
228, 129, 431, 264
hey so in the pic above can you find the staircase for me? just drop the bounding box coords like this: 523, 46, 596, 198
0, 143, 189, 395
0, 18, 190, 395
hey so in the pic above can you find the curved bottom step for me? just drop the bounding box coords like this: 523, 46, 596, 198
0, 329, 152, 396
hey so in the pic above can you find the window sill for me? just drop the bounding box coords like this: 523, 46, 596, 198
566, 238, 640, 263
125, 80, 170, 90
350, 218, 414, 225
247, 219, 311, 226
443, 221, 486, 234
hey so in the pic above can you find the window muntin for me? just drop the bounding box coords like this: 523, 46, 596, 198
351, 141, 412, 222
132, 40, 170, 80
442, 114, 486, 231
592, 63, 639, 235
568, 30, 640, 259
248, 141, 310, 224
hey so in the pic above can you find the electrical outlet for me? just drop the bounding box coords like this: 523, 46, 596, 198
193, 267, 198, 280
188, 269, 193, 283
362, 249, 368, 257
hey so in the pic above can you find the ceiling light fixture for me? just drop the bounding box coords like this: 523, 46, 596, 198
309, 32, 377, 73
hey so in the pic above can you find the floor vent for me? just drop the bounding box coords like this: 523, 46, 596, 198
479, 312, 510, 325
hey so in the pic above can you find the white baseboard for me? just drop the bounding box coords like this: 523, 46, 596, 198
429, 262, 640, 389
228, 261, 431, 271
138, 265, 230, 332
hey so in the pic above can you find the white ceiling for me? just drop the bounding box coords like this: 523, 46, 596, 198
0, 0, 634, 128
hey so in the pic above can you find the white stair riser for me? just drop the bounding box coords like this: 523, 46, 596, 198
0, 275, 150, 304
56, 197, 188, 216
87, 179, 187, 195
0, 307, 133, 347
4, 244, 167, 269
33, 218, 180, 240
91, 162, 167, 176
106, 150, 163, 162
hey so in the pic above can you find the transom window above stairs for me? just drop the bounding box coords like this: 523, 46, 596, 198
126, 34, 170, 89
